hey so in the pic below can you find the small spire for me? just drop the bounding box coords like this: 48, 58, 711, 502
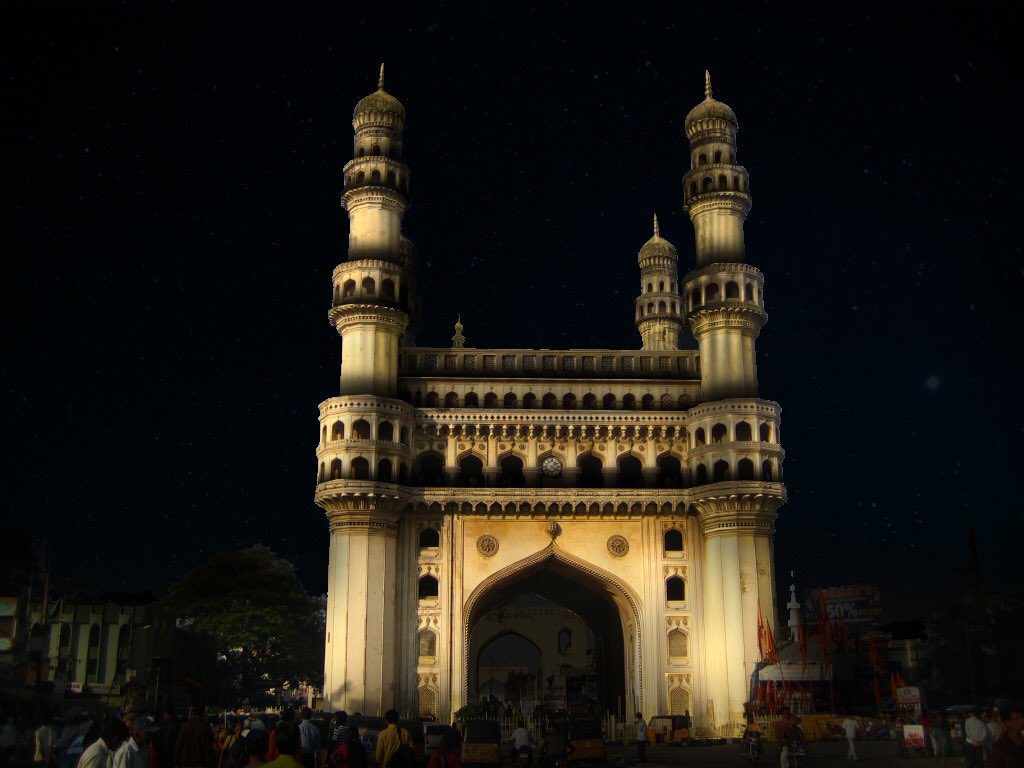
452, 315, 465, 349
653, 213, 660, 238
378, 63, 385, 90
704, 69, 713, 100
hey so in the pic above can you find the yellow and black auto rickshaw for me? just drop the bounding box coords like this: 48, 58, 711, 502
461, 719, 502, 768
648, 715, 692, 745
560, 717, 607, 766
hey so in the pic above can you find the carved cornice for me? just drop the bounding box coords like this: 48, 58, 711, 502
342, 155, 409, 176
685, 398, 780, 421
332, 259, 410, 282
689, 441, 785, 461
319, 395, 417, 418
329, 304, 409, 333
682, 262, 764, 285
341, 185, 407, 211
684, 192, 751, 216
687, 303, 767, 337
690, 483, 787, 537
315, 480, 409, 523
316, 438, 411, 459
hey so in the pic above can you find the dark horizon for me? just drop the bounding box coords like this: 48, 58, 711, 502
3, 3, 1021, 622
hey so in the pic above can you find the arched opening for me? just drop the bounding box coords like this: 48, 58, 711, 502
418, 575, 439, 600
664, 528, 684, 553
658, 300, 667, 313
733, 176, 740, 191
622, 394, 637, 410
399, 283, 410, 308
351, 457, 370, 480
483, 392, 498, 408
712, 459, 730, 482
464, 392, 479, 408
381, 278, 395, 301
466, 552, 640, 715
414, 452, 445, 486
318, 461, 326, 481
647, 282, 654, 293
657, 454, 683, 488
498, 455, 525, 487
737, 458, 755, 480
668, 628, 688, 659
523, 393, 537, 408
714, 150, 722, 163
735, 421, 752, 441
660, 393, 672, 410
641, 394, 655, 410
330, 421, 344, 440
352, 419, 371, 439
618, 455, 643, 488
670, 687, 691, 716
387, 170, 396, 187
718, 174, 728, 189
542, 393, 557, 409
398, 463, 408, 483
425, 391, 439, 407
371, 144, 381, 156
711, 423, 728, 443
725, 281, 739, 299
582, 393, 598, 409
418, 628, 437, 658
702, 176, 713, 192
342, 279, 356, 298
377, 458, 393, 482
400, 426, 409, 445
378, 421, 394, 441
760, 423, 772, 442
444, 391, 459, 408
762, 460, 774, 481
503, 392, 518, 408
602, 393, 616, 409
695, 464, 709, 484
419, 527, 440, 550
457, 455, 485, 487
329, 458, 342, 480
705, 283, 720, 302
577, 454, 604, 488
698, 153, 707, 165
356, 170, 365, 183
666, 576, 685, 602
689, 181, 697, 197
694, 427, 706, 446
361, 276, 376, 295
562, 393, 577, 409
370, 169, 382, 183
745, 283, 755, 301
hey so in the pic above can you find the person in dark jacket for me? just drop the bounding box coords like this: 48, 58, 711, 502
156, 705, 181, 768
175, 705, 214, 768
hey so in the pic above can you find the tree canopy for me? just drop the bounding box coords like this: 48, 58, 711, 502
166, 546, 324, 705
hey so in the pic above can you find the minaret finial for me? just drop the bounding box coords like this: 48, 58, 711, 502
378, 63, 385, 90
452, 315, 465, 348
653, 213, 660, 238
705, 69, 713, 100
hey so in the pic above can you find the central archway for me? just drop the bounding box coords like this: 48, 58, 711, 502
463, 545, 643, 715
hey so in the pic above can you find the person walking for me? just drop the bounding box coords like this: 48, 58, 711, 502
931, 714, 950, 759
262, 724, 302, 768
81, 719, 129, 768
634, 713, 648, 763
964, 710, 988, 768
375, 711, 411, 768
244, 731, 269, 768
327, 714, 348, 755
34, 717, 58, 768
156, 705, 181, 768
115, 716, 159, 768
842, 717, 859, 761
175, 704, 215, 768
990, 705, 1024, 768
297, 709, 320, 768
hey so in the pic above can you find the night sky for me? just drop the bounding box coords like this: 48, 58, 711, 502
4, 3, 1021, 619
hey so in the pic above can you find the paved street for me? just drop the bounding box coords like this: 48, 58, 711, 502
604, 740, 946, 767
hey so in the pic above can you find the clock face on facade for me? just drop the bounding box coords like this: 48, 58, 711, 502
541, 456, 563, 477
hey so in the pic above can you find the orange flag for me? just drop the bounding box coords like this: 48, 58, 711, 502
764, 619, 779, 665
757, 604, 765, 660
798, 614, 809, 671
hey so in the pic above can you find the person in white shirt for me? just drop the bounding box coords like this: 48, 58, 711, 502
963, 711, 987, 768
35, 718, 59, 767
508, 721, 532, 761
80, 719, 129, 768
635, 713, 649, 763
114, 716, 159, 768
841, 718, 859, 761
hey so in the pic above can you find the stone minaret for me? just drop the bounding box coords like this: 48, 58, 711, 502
682, 71, 766, 402
684, 72, 783, 729
319, 65, 416, 715
635, 214, 685, 350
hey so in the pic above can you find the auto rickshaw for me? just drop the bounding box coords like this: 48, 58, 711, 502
648, 715, 692, 745
461, 719, 502, 768
561, 717, 607, 766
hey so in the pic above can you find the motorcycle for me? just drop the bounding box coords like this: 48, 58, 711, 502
516, 746, 533, 768
743, 732, 763, 764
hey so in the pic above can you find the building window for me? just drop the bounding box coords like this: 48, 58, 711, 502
542, 355, 555, 372
664, 528, 684, 553
463, 355, 476, 371
523, 356, 536, 372
558, 628, 572, 654
669, 687, 690, 716
601, 356, 615, 372
502, 355, 516, 372
666, 576, 685, 602
668, 628, 688, 658
418, 629, 437, 658
483, 355, 496, 371
418, 687, 437, 719
418, 576, 439, 600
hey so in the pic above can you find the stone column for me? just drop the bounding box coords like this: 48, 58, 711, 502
319, 492, 405, 715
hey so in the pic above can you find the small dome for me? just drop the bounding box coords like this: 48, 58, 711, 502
639, 214, 678, 260
354, 64, 405, 119
685, 98, 736, 127
354, 88, 405, 119
685, 71, 736, 128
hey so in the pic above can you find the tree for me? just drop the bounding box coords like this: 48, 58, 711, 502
166, 546, 324, 705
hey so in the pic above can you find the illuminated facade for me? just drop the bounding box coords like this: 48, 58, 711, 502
316, 67, 786, 733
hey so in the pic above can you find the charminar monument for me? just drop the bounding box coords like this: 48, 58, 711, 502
315, 66, 786, 733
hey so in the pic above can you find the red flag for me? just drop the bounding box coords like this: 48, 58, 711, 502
798, 615, 809, 672
757, 604, 765, 660
873, 673, 881, 706
764, 620, 779, 665
817, 591, 832, 673
896, 671, 906, 688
